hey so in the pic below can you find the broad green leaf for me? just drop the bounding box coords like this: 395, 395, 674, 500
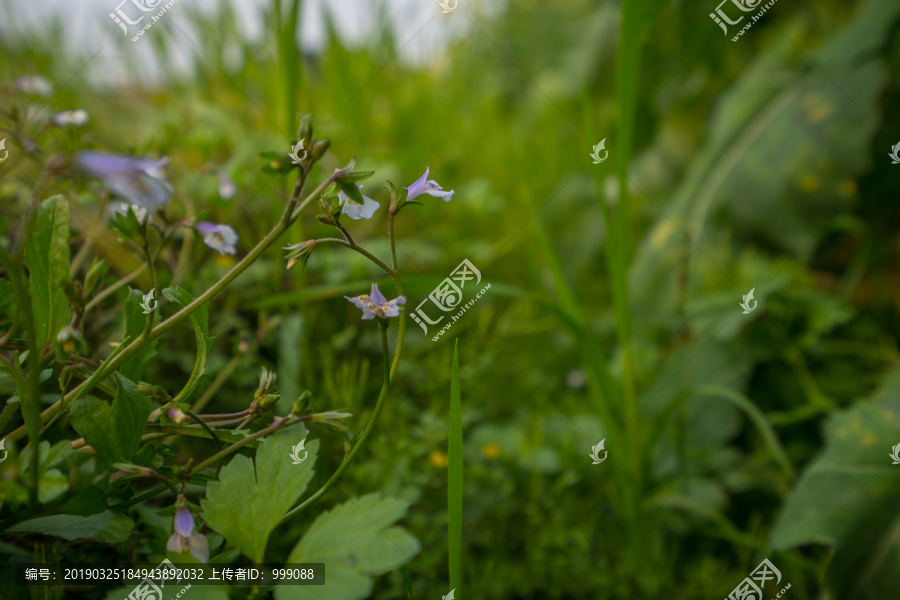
20, 440, 72, 504
121, 288, 158, 381
68, 373, 153, 466
162, 287, 215, 403
24, 194, 71, 349
277, 493, 420, 600
629, 0, 898, 320
7, 511, 134, 543
202, 429, 317, 563
448, 341, 463, 596
770, 371, 900, 599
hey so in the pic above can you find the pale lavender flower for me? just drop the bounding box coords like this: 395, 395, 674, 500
166, 506, 209, 563
196, 222, 238, 255
405, 166, 454, 202
345, 283, 406, 320
77, 151, 172, 211
52, 109, 89, 127
339, 185, 380, 220
15, 75, 53, 96
218, 171, 236, 200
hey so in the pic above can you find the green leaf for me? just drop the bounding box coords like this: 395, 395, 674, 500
770, 371, 900, 599
162, 287, 215, 403
202, 429, 317, 563
68, 373, 153, 466
24, 194, 71, 349
336, 179, 365, 206
7, 510, 134, 543
120, 288, 158, 381
277, 493, 420, 600
448, 341, 463, 596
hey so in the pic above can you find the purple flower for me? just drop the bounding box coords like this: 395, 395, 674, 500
339, 185, 380, 220
166, 506, 209, 563
405, 167, 454, 202
77, 151, 172, 211
345, 283, 406, 320
195, 222, 238, 255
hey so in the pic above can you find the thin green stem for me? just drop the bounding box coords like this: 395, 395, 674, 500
281, 322, 392, 522
4, 170, 336, 446
188, 415, 305, 476
315, 238, 395, 276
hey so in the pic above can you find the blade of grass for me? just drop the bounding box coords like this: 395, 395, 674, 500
699, 385, 794, 478
448, 340, 463, 597
401, 565, 416, 600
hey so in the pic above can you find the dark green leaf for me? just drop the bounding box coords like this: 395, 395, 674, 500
68, 373, 153, 466
162, 287, 215, 403
120, 288, 158, 381
24, 194, 71, 349
7, 511, 134, 543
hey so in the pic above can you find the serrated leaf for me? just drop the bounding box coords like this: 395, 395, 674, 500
162, 287, 215, 403
276, 493, 420, 600
121, 288, 158, 380
770, 371, 900, 599
68, 373, 153, 466
7, 511, 134, 543
202, 429, 317, 563
24, 194, 71, 349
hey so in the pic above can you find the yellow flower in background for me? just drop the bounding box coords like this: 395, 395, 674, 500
429, 450, 448, 468
482, 443, 501, 460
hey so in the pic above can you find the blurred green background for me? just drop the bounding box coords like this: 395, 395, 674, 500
2, 0, 900, 598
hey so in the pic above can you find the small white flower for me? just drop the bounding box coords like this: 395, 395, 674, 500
52, 109, 90, 127
339, 185, 380, 220
16, 75, 53, 96
218, 171, 236, 199
109, 201, 150, 223
196, 222, 238, 255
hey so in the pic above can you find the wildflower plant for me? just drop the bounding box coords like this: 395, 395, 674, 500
0, 112, 432, 597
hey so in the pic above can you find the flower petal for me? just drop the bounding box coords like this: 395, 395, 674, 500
405, 167, 430, 200
196, 222, 238, 255
174, 507, 195, 537
421, 180, 454, 201
369, 283, 387, 306
339, 190, 380, 220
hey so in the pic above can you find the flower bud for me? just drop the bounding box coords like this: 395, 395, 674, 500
297, 114, 313, 144
83, 258, 108, 297
310, 138, 330, 161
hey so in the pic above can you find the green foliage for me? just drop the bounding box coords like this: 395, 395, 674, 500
68, 374, 154, 466
448, 341, 463, 597
278, 494, 420, 600
7, 511, 134, 543
23, 195, 70, 350
202, 429, 318, 562
162, 286, 215, 403
771, 372, 900, 598
121, 288, 158, 381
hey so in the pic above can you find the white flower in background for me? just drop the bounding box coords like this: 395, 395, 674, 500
15, 75, 53, 96
52, 109, 89, 127
345, 283, 406, 320
196, 222, 238, 255
339, 185, 380, 220
109, 201, 150, 223
218, 171, 236, 199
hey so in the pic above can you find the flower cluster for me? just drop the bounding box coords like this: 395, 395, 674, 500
77, 150, 239, 255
